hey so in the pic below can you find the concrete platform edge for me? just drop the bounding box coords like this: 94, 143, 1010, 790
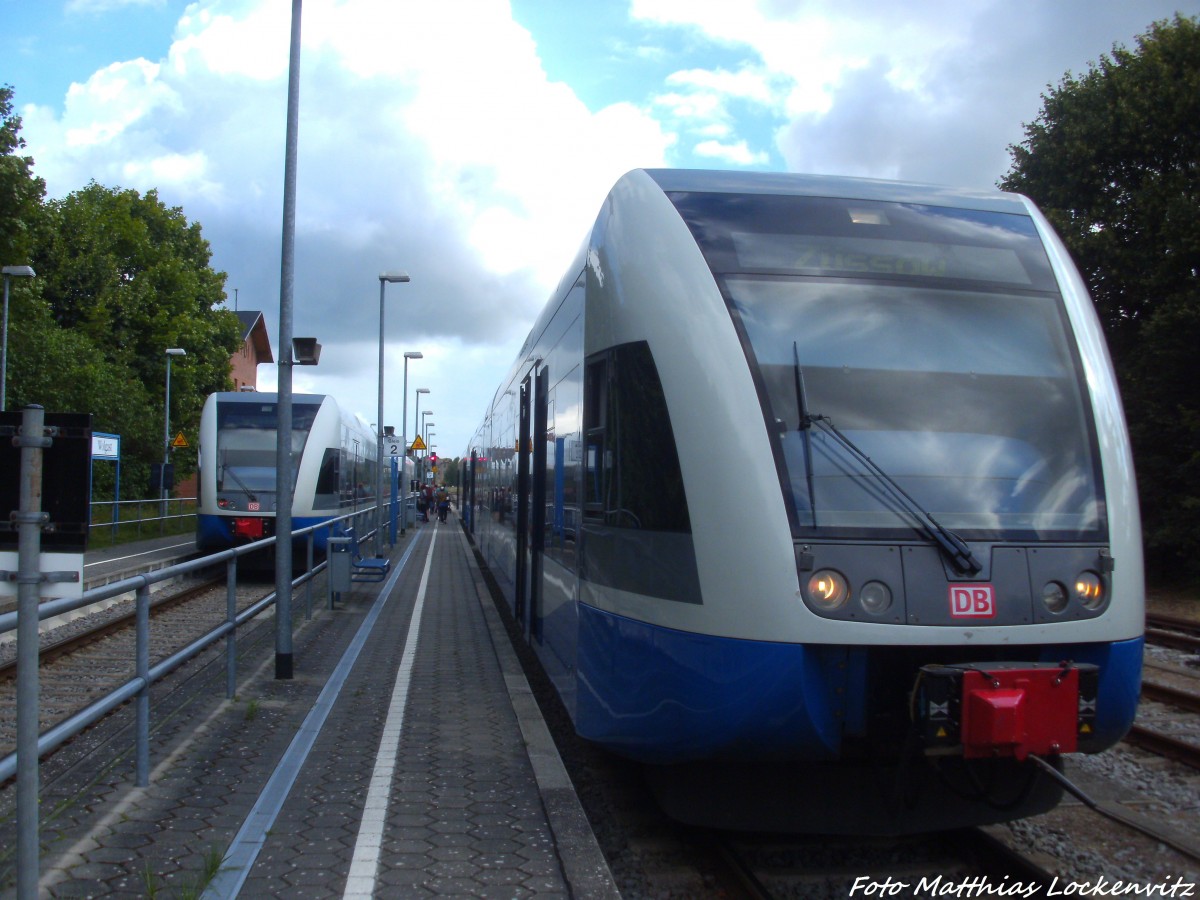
456, 528, 621, 900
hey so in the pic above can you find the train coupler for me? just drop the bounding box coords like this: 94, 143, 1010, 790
231, 516, 267, 541
915, 661, 1098, 760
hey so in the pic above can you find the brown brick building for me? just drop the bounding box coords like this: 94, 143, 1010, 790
230, 310, 274, 391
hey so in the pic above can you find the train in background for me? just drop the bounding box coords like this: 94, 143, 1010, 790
196, 391, 410, 553
463, 169, 1144, 834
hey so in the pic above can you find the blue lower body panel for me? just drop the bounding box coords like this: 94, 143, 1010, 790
196, 514, 332, 553
576, 605, 845, 764
196, 513, 240, 552
574, 603, 1143, 764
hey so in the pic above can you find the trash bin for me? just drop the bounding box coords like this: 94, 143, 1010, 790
328, 536, 351, 594
404, 497, 417, 527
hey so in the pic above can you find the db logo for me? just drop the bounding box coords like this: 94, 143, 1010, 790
949, 584, 995, 618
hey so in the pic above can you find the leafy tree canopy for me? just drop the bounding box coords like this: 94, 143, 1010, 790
1001, 15, 1200, 579
0, 84, 46, 264
2, 87, 242, 498
26, 184, 242, 490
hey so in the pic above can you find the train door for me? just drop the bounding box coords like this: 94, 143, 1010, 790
514, 366, 548, 641
529, 368, 549, 641
515, 377, 531, 624
467, 449, 478, 534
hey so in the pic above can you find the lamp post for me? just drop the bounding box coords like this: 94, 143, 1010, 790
421, 410, 434, 486
400, 352, 422, 535
376, 271, 410, 555
162, 349, 186, 509
1, 265, 36, 412
413, 388, 429, 492
273, 0, 302, 684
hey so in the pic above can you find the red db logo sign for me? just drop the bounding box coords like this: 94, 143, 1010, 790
949, 584, 995, 618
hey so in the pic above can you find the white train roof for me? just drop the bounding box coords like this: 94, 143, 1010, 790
641, 168, 1030, 214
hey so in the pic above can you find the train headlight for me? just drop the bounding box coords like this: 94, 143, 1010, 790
1073, 572, 1105, 610
1041, 581, 1069, 614
806, 569, 849, 610
859, 581, 892, 615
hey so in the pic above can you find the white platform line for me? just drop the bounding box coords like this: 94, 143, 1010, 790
342, 525, 439, 898
200, 532, 423, 900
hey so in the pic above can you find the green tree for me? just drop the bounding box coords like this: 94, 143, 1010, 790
0, 84, 46, 264
2, 87, 241, 499
1000, 15, 1200, 580
27, 183, 242, 494
3, 86, 133, 495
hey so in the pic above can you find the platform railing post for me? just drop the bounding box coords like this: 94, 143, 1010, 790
15, 404, 47, 900
226, 557, 238, 699
135, 582, 151, 787
305, 533, 314, 620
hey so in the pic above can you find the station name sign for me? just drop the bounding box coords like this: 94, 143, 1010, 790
92, 432, 120, 460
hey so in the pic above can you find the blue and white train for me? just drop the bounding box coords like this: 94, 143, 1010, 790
464, 169, 1144, 834
197, 391, 405, 553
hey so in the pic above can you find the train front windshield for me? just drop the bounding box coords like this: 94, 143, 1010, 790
668, 191, 1106, 542
216, 399, 321, 496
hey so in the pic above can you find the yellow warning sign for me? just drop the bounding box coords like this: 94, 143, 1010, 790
936, 727, 947, 738
171, 431, 189, 448
410, 434, 427, 451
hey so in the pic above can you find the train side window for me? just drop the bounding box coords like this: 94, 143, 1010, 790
583, 342, 691, 533
314, 448, 339, 510
584, 358, 609, 518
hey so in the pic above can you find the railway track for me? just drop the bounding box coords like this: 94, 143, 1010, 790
1125, 724, 1200, 771
0, 578, 224, 679
1145, 612, 1200, 653
1136, 609, 1200, 771
0, 576, 268, 758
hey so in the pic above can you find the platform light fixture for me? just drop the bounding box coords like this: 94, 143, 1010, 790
291, 337, 321, 366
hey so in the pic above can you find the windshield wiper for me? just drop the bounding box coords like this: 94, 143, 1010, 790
793, 343, 818, 526
220, 465, 259, 504
792, 353, 982, 575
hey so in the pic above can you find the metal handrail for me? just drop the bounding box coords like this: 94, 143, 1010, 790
0, 506, 381, 786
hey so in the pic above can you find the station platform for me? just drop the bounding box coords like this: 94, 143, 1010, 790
21, 517, 618, 898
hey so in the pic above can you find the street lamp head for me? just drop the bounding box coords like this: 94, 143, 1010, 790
2, 265, 35, 278
379, 271, 410, 284
404, 351, 423, 360
417, 387, 430, 395
165, 348, 186, 357
292, 337, 321, 365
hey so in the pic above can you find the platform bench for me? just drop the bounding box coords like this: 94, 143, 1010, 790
344, 529, 390, 583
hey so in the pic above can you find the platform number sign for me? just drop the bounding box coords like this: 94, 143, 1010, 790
386, 438, 403, 456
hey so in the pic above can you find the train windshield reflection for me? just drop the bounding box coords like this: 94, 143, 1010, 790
669, 192, 1105, 541
215, 399, 320, 494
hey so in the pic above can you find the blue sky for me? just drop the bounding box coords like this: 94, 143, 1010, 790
5, 1, 187, 107
3, 0, 1197, 455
